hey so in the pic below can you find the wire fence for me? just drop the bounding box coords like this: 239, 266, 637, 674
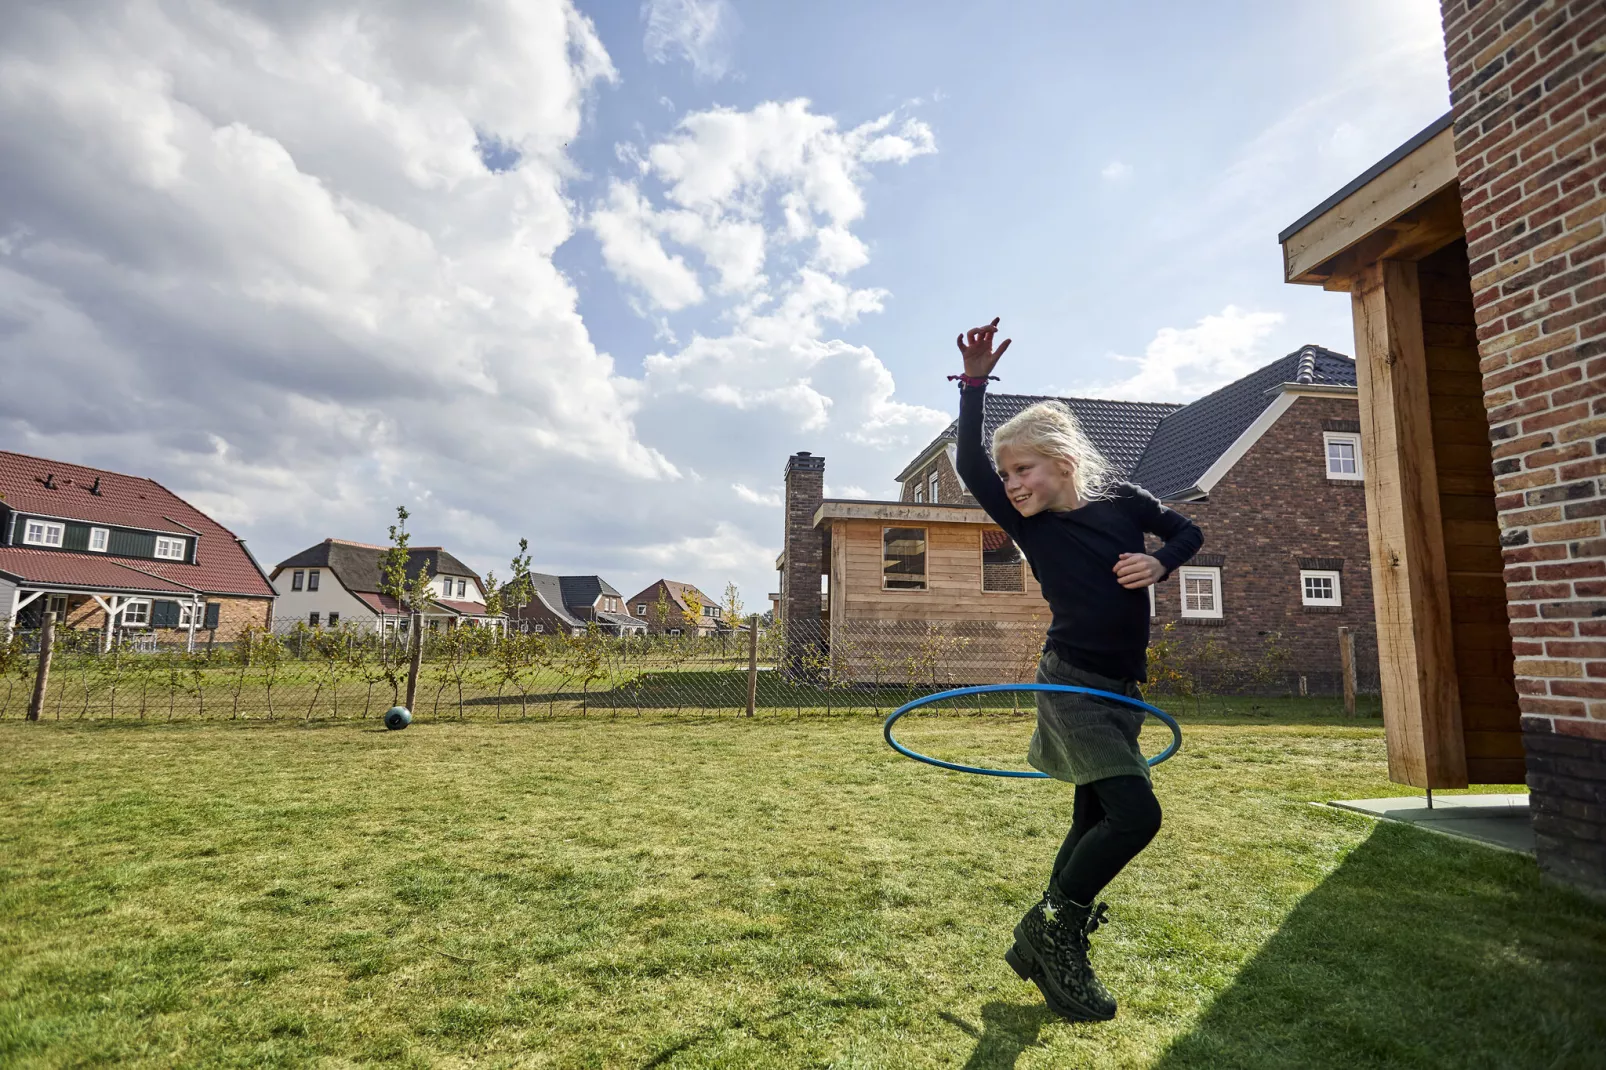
0, 616, 1377, 724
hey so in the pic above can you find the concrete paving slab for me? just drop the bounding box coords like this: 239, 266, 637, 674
1328, 793, 1533, 854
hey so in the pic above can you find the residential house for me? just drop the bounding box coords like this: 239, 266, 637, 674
1280, 1, 1603, 900
269, 539, 500, 632
624, 579, 726, 636
508, 573, 647, 636
778, 345, 1377, 690
0, 450, 276, 648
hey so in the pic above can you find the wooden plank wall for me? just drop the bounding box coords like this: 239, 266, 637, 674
1420, 240, 1524, 784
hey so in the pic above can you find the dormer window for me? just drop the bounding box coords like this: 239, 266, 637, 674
456, 579, 466, 598
88, 527, 109, 552
307, 569, 320, 591
154, 536, 186, 560
24, 520, 64, 547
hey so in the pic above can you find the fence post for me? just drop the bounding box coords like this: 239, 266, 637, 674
1338, 626, 1356, 716
746, 614, 759, 718
27, 615, 54, 722
405, 611, 423, 712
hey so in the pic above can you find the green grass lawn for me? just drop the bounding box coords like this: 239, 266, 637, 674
1, 705, 1601, 1068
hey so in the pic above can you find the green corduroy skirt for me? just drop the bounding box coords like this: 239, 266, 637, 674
1028, 647, 1152, 785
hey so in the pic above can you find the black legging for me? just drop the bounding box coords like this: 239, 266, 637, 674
1050, 775, 1163, 905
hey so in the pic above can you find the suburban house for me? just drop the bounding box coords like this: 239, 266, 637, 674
778, 345, 1377, 690
507, 574, 647, 636
269, 539, 500, 632
1276, 0, 1604, 898
625, 579, 726, 636
0, 450, 276, 648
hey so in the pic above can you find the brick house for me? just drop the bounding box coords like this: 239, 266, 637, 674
0, 450, 276, 647
269, 539, 501, 632
1277, 0, 1605, 898
624, 579, 726, 636
779, 346, 1378, 690
507, 573, 647, 636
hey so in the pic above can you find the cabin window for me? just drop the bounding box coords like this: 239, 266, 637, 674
1179, 566, 1223, 619
307, 569, 320, 591
88, 527, 109, 552
154, 536, 186, 560
883, 527, 927, 591
291, 570, 304, 591
23, 520, 64, 547
1323, 432, 1363, 480
982, 530, 1025, 593
1300, 569, 1342, 607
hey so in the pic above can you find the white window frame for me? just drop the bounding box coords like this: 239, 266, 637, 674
636, 604, 647, 616
154, 536, 186, 561
1300, 569, 1343, 607
1148, 584, 1156, 618
668, 627, 682, 637
533, 622, 544, 633
913, 486, 924, 503
1323, 432, 1363, 480
122, 599, 151, 626
47, 594, 68, 620
928, 472, 940, 504
88, 527, 110, 552
1178, 566, 1223, 619
179, 603, 196, 628
23, 520, 64, 547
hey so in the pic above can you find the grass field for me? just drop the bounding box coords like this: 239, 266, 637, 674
2, 702, 1602, 1068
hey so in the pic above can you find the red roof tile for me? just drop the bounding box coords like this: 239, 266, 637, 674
0, 547, 197, 594
0, 451, 275, 598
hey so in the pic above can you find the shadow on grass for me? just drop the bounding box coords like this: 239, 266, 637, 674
1153, 822, 1606, 1070
939, 1004, 1057, 1068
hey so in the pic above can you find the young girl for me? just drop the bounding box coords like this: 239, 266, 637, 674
951, 317, 1202, 1022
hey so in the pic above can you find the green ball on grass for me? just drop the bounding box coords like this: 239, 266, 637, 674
384, 706, 412, 731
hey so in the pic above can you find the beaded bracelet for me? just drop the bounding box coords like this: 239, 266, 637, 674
947, 373, 998, 388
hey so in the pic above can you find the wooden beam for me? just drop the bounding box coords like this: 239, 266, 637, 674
1350, 260, 1468, 788
1285, 124, 1459, 285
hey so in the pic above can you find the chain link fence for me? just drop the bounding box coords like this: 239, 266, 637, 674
0, 616, 1375, 723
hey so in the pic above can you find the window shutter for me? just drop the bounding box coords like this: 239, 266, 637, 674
204, 603, 220, 629
152, 600, 179, 628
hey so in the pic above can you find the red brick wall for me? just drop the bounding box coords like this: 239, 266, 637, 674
901, 451, 971, 507
1441, 0, 1606, 893
1148, 394, 1378, 692
64, 594, 271, 644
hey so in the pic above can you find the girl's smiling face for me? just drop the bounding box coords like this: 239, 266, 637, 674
996, 443, 1081, 516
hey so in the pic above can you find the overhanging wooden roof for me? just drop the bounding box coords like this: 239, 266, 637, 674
1280, 112, 1463, 290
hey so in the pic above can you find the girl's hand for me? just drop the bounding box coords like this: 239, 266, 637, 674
956, 317, 1011, 379
1114, 553, 1165, 589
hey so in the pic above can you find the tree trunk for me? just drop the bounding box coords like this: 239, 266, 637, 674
26, 616, 54, 722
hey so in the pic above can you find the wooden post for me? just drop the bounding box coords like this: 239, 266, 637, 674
1350, 260, 1466, 786
405, 611, 423, 712
27, 615, 54, 722
1339, 626, 1356, 717
746, 614, 759, 718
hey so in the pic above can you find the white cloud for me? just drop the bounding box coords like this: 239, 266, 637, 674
732, 482, 781, 507
643, 0, 738, 82
590, 180, 707, 310
1101, 160, 1132, 180
1076, 306, 1284, 402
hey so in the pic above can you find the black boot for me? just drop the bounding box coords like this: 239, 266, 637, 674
1004, 888, 1117, 1021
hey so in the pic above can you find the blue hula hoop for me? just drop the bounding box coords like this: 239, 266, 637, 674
882, 683, 1182, 778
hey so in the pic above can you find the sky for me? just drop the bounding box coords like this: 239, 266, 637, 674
0, 0, 1453, 613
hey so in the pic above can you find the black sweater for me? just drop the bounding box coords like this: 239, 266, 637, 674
955, 384, 1203, 681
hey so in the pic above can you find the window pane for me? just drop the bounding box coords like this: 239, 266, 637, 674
1328, 439, 1357, 474
883, 527, 927, 589
1184, 575, 1216, 612
982, 529, 1024, 592
291, 570, 303, 590
308, 570, 320, 591
929, 473, 940, 504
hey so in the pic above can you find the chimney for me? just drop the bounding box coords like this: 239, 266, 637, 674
781, 451, 826, 643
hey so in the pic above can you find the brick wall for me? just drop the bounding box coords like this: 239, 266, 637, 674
1149, 395, 1379, 692
782, 452, 826, 640
64, 594, 272, 643
900, 451, 971, 507
1441, 0, 1605, 894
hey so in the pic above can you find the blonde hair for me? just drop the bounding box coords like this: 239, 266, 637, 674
991, 401, 1117, 502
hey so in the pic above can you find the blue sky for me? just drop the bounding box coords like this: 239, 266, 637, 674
0, 0, 1452, 609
